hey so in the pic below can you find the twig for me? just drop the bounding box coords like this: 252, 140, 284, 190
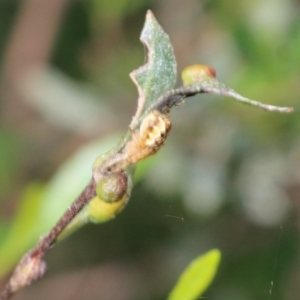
148, 83, 293, 114
0, 179, 96, 300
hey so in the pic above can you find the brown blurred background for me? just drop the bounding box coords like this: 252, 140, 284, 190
1, 0, 300, 299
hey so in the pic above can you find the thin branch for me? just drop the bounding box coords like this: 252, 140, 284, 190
146, 83, 294, 115
0, 179, 96, 300
200, 83, 293, 113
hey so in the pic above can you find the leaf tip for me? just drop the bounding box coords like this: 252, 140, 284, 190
146, 9, 154, 19
205, 248, 222, 264
167, 248, 222, 300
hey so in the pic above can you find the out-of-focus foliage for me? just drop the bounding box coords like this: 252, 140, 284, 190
0, 1, 299, 300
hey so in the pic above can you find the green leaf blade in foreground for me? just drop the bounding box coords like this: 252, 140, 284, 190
0, 136, 120, 278
0, 183, 44, 277
168, 249, 221, 300
130, 10, 177, 128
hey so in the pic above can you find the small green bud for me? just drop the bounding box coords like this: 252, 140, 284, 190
182, 64, 216, 86
96, 172, 128, 203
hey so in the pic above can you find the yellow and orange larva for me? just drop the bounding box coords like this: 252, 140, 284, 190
128, 109, 171, 157
103, 110, 171, 174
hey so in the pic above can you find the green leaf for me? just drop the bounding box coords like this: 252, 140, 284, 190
92, 10, 178, 175
0, 132, 158, 277
37, 136, 121, 229
130, 10, 177, 128
0, 183, 44, 277
0, 135, 120, 278
168, 249, 221, 300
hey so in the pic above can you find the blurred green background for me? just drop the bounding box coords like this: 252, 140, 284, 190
0, 0, 300, 299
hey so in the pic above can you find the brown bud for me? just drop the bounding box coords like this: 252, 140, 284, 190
96, 172, 128, 203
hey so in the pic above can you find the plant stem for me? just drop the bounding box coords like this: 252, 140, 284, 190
147, 83, 293, 115
0, 179, 96, 300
